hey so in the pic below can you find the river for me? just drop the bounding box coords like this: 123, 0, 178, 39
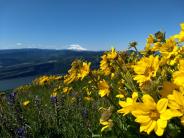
0, 76, 38, 91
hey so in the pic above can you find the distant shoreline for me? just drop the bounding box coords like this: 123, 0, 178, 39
0, 75, 38, 91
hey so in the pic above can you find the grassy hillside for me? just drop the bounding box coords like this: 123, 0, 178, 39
1, 23, 184, 137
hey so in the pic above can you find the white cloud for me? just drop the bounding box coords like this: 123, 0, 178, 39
16, 42, 23, 46
67, 44, 87, 51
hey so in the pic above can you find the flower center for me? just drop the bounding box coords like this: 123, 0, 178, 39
150, 110, 160, 120
144, 66, 154, 77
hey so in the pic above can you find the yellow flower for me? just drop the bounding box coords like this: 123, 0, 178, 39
35, 76, 49, 85
99, 107, 113, 132
147, 34, 154, 44
64, 60, 80, 84
141, 43, 152, 55
63, 87, 72, 94
33, 75, 62, 86
173, 60, 184, 87
133, 55, 159, 86
100, 119, 113, 132
23, 100, 30, 106
181, 22, 184, 31
64, 71, 77, 84
173, 23, 184, 42
78, 62, 91, 80
118, 92, 138, 115
151, 42, 162, 52
116, 94, 124, 99
133, 95, 169, 136
100, 55, 111, 76
159, 38, 178, 64
107, 48, 117, 60
98, 80, 110, 97
162, 90, 184, 125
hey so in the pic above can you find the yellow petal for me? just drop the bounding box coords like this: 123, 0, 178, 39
147, 120, 157, 134
157, 119, 167, 128
101, 125, 108, 132
119, 101, 131, 107
173, 91, 184, 106
156, 98, 168, 113
23, 100, 30, 106
132, 92, 138, 100
168, 100, 180, 109
140, 121, 152, 133
100, 121, 109, 125
116, 94, 124, 98
142, 94, 156, 110
155, 127, 164, 136
135, 115, 151, 124
160, 109, 182, 120
180, 23, 184, 31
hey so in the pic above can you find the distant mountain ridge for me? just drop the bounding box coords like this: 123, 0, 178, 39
0, 49, 104, 80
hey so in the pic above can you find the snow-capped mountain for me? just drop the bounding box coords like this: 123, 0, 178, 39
67, 44, 87, 51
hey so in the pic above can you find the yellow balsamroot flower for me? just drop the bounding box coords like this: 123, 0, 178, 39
23, 100, 30, 106
181, 22, 184, 31
64, 60, 80, 84
173, 60, 184, 87
160, 38, 177, 53
33, 75, 62, 86
147, 34, 154, 44
178, 46, 184, 54
78, 62, 91, 80
118, 92, 138, 115
151, 42, 162, 52
64, 71, 77, 84
38, 76, 49, 85
141, 43, 152, 56
116, 94, 124, 99
168, 54, 181, 66
63, 87, 72, 94
133, 95, 169, 136
99, 107, 113, 132
98, 80, 110, 97
161, 91, 184, 125
141, 35, 154, 55
64, 60, 90, 84
173, 23, 184, 42
107, 47, 117, 60
133, 55, 159, 86
100, 54, 111, 76
100, 119, 113, 132
159, 39, 178, 64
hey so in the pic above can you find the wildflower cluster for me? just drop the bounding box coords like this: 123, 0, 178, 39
1, 23, 184, 137
33, 75, 62, 86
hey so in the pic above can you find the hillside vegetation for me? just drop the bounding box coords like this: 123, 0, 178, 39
1, 23, 184, 137
0, 49, 103, 80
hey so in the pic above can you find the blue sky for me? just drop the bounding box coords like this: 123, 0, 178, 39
0, 0, 184, 50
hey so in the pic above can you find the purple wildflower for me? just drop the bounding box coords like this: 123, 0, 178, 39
7, 92, 16, 105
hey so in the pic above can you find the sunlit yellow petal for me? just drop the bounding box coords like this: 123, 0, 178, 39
156, 98, 168, 113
